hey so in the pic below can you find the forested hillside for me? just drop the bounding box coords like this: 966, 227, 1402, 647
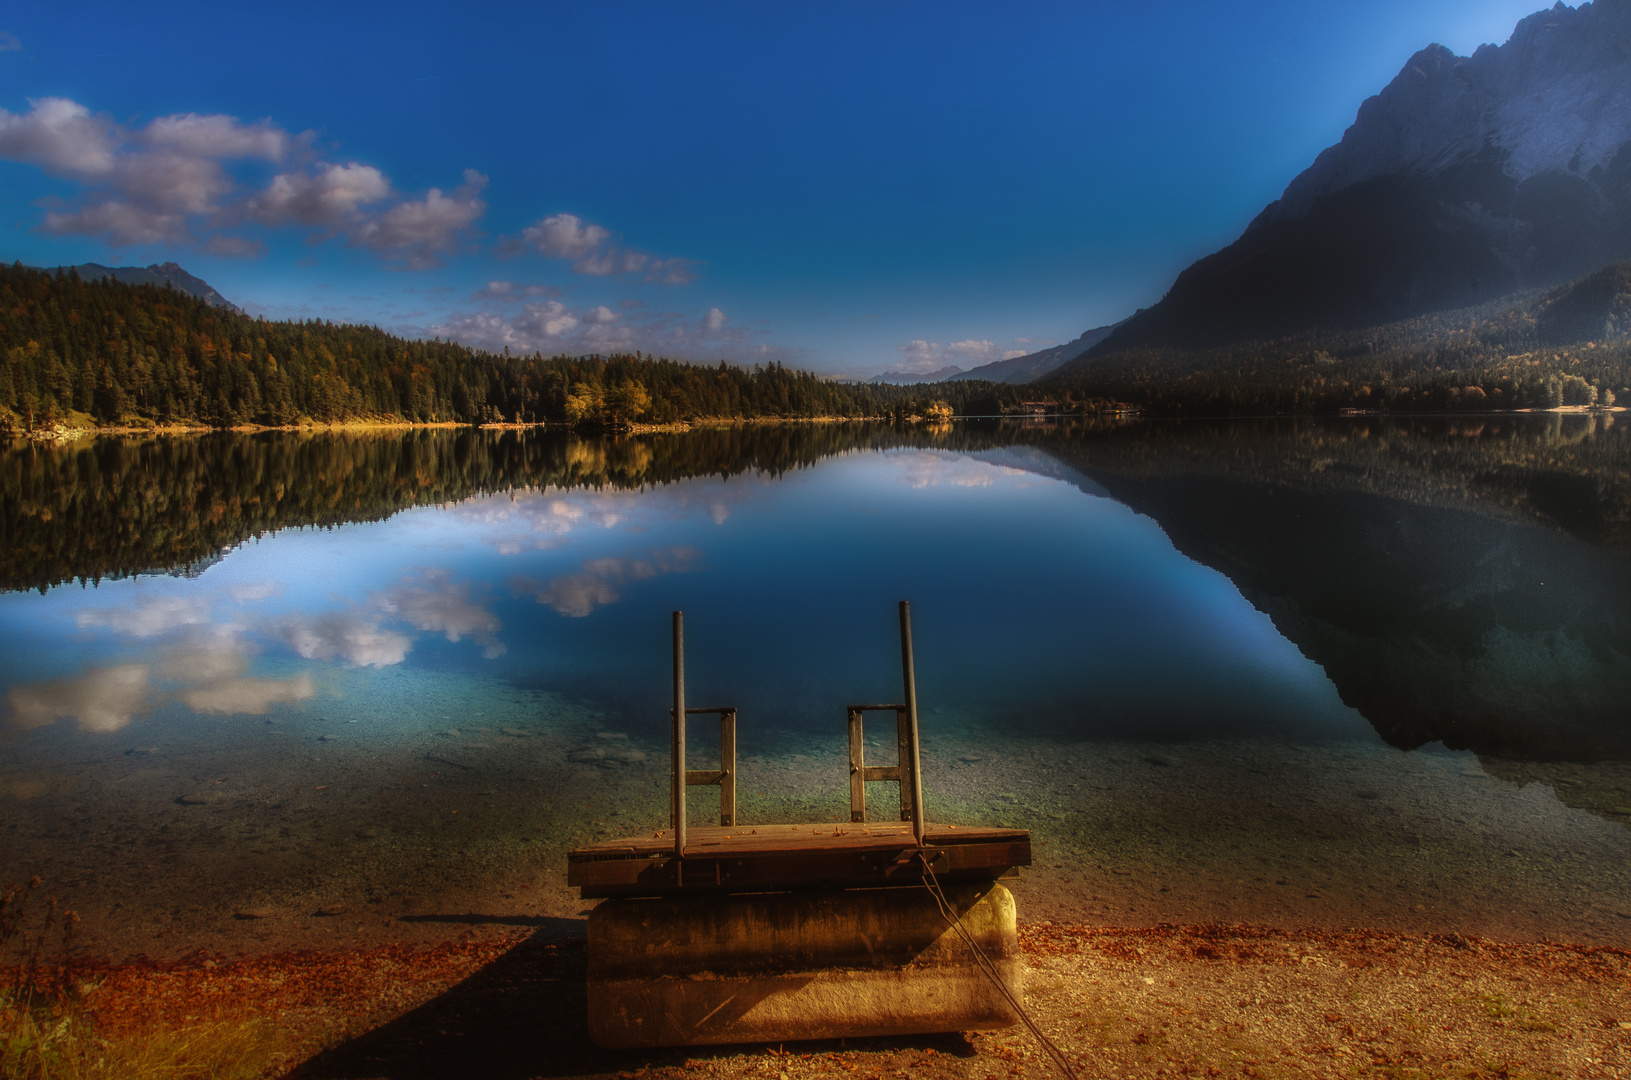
0, 264, 1018, 430
1042, 262, 1631, 416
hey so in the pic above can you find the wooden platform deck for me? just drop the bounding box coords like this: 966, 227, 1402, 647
568, 822, 1031, 899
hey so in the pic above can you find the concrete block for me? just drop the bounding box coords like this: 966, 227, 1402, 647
587, 882, 1020, 1048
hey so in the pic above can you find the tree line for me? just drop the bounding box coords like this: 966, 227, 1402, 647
0, 263, 1022, 431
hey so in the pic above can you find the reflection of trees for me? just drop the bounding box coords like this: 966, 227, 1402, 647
7, 414, 1631, 594
0, 425, 1003, 592
1033, 413, 1631, 551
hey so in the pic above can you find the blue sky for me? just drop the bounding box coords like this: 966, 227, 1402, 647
0, 1, 1550, 377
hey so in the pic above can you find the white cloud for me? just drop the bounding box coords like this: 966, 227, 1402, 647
893, 337, 1033, 374
0, 32, 21, 52
143, 113, 288, 161
572, 248, 650, 276
247, 162, 389, 227
513, 211, 700, 284
377, 569, 504, 658
279, 611, 413, 668
5, 665, 152, 733
350, 169, 487, 269
0, 97, 118, 175
44, 200, 189, 246
0, 95, 483, 261
521, 212, 608, 259
426, 301, 802, 365
520, 300, 580, 339
430, 299, 577, 351
646, 257, 701, 285
471, 280, 560, 302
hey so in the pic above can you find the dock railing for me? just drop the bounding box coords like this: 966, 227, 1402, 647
670, 601, 928, 856
669, 612, 741, 856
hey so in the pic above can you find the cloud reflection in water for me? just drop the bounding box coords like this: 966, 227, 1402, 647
5, 664, 153, 732
278, 611, 413, 668
512, 547, 701, 617
378, 569, 505, 658
74, 596, 211, 637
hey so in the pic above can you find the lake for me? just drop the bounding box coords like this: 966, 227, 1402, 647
2, 417, 1629, 960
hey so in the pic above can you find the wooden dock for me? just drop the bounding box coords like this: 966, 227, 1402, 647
567, 603, 1033, 1049
569, 821, 1030, 898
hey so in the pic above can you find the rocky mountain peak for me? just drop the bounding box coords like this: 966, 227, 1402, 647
1259, 0, 1631, 227
1075, 1, 1631, 353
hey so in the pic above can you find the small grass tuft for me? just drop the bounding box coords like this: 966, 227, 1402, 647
1, 877, 295, 1079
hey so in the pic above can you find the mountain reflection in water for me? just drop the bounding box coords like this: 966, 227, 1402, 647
5, 418, 1628, 758
1, 418, 1629, 955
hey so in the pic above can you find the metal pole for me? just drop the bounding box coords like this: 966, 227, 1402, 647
899, 600, 926, 846
672, 610, 686, 859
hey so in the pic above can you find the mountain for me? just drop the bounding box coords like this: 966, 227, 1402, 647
1091, 0, 1631, 354
56, 262, 243, 314
868, 364, 965, 385
946, 325, 1116, 383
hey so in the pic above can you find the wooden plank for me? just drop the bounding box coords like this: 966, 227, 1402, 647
571, 822, 1023, 856
861, 765, 900, 782
685, 770, 725, 786
567, 823, 1031, 898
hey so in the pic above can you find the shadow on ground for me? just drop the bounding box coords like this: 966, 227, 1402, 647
287, 918, 979, 1079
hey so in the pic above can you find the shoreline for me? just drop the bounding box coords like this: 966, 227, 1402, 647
21, 917, 1628, 1079
6, 414, 905, 442
8, 404, 1629, 443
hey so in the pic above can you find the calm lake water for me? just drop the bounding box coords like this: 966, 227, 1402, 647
1, 417, 1629, 959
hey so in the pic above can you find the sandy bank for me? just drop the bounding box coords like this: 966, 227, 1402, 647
40, 920, 1631, 1079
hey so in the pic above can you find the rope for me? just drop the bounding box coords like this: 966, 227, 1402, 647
918, 852, 1080, 1080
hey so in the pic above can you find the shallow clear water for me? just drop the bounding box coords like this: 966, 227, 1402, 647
1, 420, 1628, 957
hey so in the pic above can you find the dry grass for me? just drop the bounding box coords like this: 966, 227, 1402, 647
0, 994, 289, 1080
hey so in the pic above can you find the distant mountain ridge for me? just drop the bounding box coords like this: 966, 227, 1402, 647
868, 364, 966, 385
40, 261, 243, 314
1084, 0, 1631, 356
946, 325, 1116, 383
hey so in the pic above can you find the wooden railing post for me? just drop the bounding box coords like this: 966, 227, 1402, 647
899, 600, 926, 847
847, 707, 866, 822
720, 709, 737, 828
895, 707, 915, 824
672, 610, 686, 859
